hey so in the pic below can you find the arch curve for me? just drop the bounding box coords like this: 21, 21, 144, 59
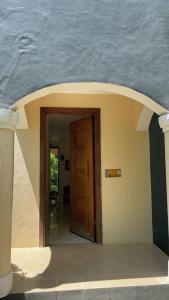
136, 107, 154, 131
12, 82, 168, 130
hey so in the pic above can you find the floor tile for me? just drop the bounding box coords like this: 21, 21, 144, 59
57, 290, 84, 300
83, 280, 109, 290
56, 278, 84, 291
48, 205, 92, 245
139, 285, 169, 300
3, 292, 57, 300
2, 294, 26, 300
11, 244, 169, 294
111, 287, 140, 300
12, 277, 56, 293
84, 288, 111, 300
27, 292, 56, 300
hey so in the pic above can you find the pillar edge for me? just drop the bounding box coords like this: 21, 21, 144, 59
0, 270, 13, 298
159, 114, 169, 132
0, 109, 18, 131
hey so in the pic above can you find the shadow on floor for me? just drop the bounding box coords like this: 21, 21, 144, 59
9, 244, 169, 294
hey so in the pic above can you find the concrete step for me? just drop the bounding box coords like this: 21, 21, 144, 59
2, 284, 169, 300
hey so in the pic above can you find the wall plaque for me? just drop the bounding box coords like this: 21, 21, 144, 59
105, 169, 121, 177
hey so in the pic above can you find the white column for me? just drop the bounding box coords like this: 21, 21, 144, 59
0, 107, 18, 298
159, 114, 169, 275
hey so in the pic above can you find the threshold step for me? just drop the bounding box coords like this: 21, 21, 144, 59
3, 284, 169, 299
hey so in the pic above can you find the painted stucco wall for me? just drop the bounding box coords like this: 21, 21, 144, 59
12, 134, 39, 248
12, 93, 152, 247
0, 130, 14, 274
0, 1, 169, 108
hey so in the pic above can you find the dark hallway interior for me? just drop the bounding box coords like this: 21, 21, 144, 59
149, 113, 169, 255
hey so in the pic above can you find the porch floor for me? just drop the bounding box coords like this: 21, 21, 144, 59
11, 244, 169, 295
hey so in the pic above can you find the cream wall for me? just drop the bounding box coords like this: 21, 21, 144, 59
0, 130, 14, 274
12, 93, 152, 247
12, 129, 39, 247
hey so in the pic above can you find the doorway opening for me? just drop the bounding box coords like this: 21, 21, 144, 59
149, 113, 169, 255
49, 146, 59, 235
40, 107, 102, 247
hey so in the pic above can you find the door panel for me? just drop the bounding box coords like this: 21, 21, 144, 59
70, 117, 95, 241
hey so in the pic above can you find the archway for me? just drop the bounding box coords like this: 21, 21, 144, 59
11, 82, 167, 130
1, 82, 169, 297
10, 83, 168, 248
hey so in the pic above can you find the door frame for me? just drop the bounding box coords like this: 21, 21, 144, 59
40, 107, 102, 246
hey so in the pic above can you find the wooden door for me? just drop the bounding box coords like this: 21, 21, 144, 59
70, 117, 95, 241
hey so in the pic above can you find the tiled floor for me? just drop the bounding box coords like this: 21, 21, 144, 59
49, 223, 92, 245
48, 205, 91, 245
5, 286, 169, 299
11, 243, 169, 296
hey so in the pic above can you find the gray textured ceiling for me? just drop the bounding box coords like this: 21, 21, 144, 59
0, 0, 169, 108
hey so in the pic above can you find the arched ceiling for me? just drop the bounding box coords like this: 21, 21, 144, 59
0, 0, 169, 108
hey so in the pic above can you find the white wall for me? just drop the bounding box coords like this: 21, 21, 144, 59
12, 93, 152, 247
